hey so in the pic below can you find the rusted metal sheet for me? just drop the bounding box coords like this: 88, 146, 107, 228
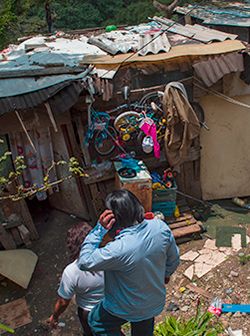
175, 4, 250, 28
193, 52, 244, 87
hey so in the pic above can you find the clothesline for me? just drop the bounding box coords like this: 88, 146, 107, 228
194, 80, 250, 110
116, 76, 193, 95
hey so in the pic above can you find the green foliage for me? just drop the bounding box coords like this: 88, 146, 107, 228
0, 139, 87, 201
154, 309, 224, 336
0, 0, 17, 48
0, 0, 207, 49
114, 1, 157, 26
53, 1, 102, 30
239, 253, 250, 265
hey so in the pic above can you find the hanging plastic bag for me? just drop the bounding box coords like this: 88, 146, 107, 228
142, 136, 154, 154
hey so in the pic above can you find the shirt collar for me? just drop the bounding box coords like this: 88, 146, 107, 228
115, 220, 147, 238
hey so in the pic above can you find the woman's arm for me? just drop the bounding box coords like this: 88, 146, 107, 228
47, 297, 70, 328
78, 210, 123, 271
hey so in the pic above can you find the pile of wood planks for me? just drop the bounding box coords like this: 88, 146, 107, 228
0, 199, 38, 250
168, 213, 203, 244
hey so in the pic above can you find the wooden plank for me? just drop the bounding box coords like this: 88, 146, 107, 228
10, 228, 23, 246
17, 225, 31, 247
0, 224, 16, 250
75, 115, 91, 167
3, 221, 21, 230
169, 217, 197, 229
83, 170, 115, 185
168, 214, 193, 224
172, 223, 201, 239
89, 184, 104, 216
18, 200, 38, 240
0, 298, 32, 334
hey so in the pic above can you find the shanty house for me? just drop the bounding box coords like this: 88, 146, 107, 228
0, 18, 248, 247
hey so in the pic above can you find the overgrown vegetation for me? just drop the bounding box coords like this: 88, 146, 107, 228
0, 139, 87, 202
0, 0, 207, 49
154, 308, 224, 336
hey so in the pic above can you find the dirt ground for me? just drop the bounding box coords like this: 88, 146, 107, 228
0, 208, 249, 335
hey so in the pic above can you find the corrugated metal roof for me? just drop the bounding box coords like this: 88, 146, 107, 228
138, 33, 171, 56
88, 30, 139, 55
87, 18, 239, 56
0, 35, 106, 74
0, 71, 88, 98
152, 17, 237, 42
193, 52, 244, 87
175, 4, 250, 27
0, 81, 83, 116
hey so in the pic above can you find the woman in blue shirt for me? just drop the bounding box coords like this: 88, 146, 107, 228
78, 190, 180, 336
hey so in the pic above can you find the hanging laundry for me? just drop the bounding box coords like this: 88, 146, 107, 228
163, 82, 200, 170
10, 127, 58, 201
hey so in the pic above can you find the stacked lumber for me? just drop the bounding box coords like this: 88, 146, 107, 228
0, 198, 38, 249
168, 213, 203, 243
0, 222, 32, 249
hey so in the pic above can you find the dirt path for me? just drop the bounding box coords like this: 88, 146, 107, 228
0, 210, 249, 335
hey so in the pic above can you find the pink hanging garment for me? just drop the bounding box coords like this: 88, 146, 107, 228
140, 119, 160, 159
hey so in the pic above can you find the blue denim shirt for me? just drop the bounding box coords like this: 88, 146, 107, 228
78, 219, 180, 322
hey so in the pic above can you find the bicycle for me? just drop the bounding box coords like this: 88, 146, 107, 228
113, 92, 166, 144
85, 104, 122, 156
85, 89, 208, 158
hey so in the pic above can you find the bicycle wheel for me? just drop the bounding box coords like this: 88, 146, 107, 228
191, 102, 209, 130
114, 111, 141, 132
93, 126, 117, 156
139, 91, 164, 112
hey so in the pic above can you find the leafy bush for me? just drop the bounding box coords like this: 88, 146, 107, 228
154, 309, 224, 336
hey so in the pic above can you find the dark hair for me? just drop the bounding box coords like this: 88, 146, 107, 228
105, 190, 144, 228
66, 222, 92, 262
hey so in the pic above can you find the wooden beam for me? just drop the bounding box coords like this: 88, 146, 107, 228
169, 218, 197, 229
10, 228, 23, 246
172, 223, 202, 239
18, 200, 39, 240
0, 224, 16, 249
44, 102, 58, 132
18, 225, 31, 247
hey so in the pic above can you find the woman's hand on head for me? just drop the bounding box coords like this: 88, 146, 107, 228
99, 210, 115, 230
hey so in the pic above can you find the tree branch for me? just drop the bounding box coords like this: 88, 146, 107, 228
153, 0, 180, 18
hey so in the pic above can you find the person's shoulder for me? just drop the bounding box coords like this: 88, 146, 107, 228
148, 218, 170, 230
63, 260, 85, 279
65, 261, 104, 279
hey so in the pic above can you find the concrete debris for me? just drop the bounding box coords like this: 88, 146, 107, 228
225, 288, 234, 295
232, 234, 242, 251
182, 235, 250, 280
227, 328, 243, 336
184, 265, 194, 280
203, 239, 218, 250
180, 305, 189, 312
166, 302, 179, 312
233, 312, 242, 318
180, 250, 199, 261
229, 271, 239, 278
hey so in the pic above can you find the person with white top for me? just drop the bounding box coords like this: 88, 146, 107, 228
47, 222, 104, 336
